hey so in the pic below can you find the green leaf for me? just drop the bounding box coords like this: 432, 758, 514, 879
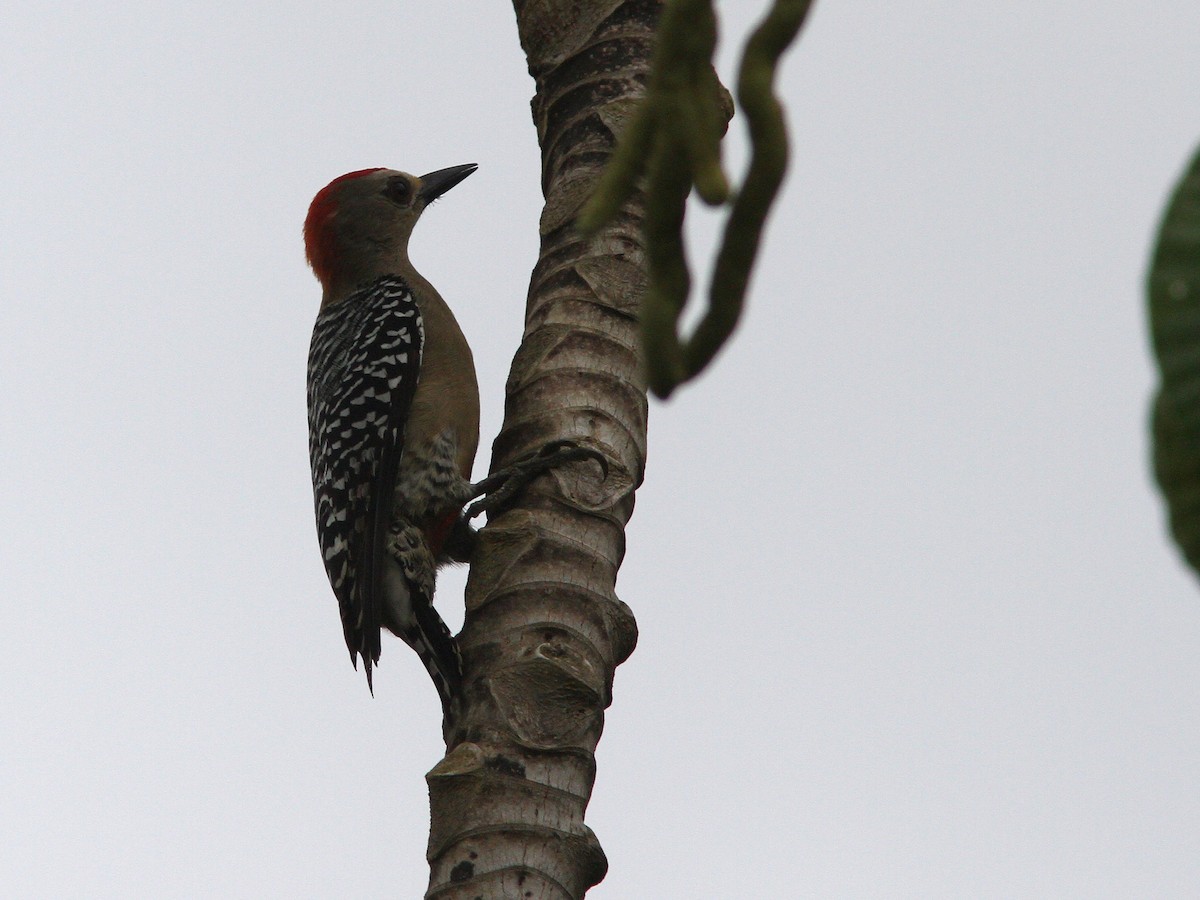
1152, 392, 1200, 574
1148, 145, 1200, 577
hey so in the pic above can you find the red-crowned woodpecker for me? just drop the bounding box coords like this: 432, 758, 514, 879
305, 165, 481, 708
305, 166, 604, 713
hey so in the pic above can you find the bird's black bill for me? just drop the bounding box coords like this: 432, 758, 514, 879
418, 164, 477, 203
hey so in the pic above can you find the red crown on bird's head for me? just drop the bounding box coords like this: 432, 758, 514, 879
303, 168, 386, 286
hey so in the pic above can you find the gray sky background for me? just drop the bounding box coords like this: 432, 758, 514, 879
3, 2, 1199, 897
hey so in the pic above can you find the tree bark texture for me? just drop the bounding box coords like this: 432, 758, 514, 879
424, 2, 654, 898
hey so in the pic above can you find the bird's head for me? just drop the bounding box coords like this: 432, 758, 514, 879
304, 164, 477, 294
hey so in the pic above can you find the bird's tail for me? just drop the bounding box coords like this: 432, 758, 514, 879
380, 525, 462, 717
407, 602, 463, 718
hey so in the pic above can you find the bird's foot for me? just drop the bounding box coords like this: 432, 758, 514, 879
465, 440, 607, 520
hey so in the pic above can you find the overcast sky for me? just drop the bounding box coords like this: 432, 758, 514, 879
4, 2, 1200, 897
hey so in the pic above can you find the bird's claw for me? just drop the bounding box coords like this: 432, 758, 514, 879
527, 439, 609, 479
465, 440, 607, 520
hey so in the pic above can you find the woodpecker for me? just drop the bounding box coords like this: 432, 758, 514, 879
305, 165, 604, 714
305, 164, 482, 709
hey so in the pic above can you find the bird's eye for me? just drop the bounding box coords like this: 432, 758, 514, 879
385, 176, 413, 205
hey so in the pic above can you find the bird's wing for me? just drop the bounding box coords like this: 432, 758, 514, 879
307, 276, 422, 691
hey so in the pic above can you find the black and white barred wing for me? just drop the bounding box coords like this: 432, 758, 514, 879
306, 276, 422, 688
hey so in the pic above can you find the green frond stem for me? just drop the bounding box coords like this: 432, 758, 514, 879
641, 134, 693, 397
683, 0, 814, 381
580, 0, 813, 398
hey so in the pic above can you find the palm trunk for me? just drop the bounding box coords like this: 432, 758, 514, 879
423, 2, 654, 897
